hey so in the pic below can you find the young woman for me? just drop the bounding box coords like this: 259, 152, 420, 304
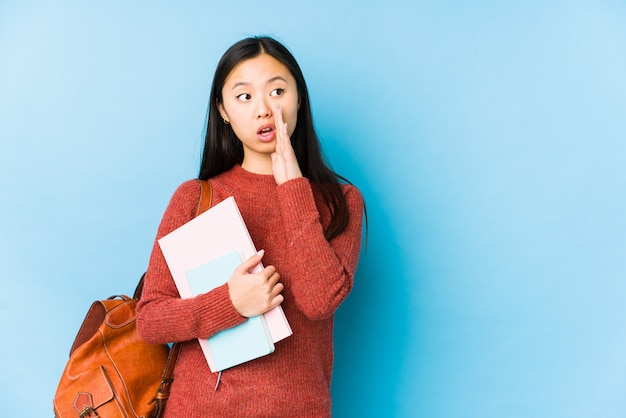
137, 36, 364, 417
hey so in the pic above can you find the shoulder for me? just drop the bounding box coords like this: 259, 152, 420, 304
340, 183, 362, 198
152, 179, 202, 240
171, 179, 200, 202
340, 183, 364, 212
163, 179, 202, 220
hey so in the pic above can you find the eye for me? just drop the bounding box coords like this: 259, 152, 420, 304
236, 93, 251, 102
270, 88, 284, 97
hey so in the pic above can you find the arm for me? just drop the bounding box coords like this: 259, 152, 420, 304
277, 179, 364, 320
270, 105, 364, 320
136, 180, 246, 344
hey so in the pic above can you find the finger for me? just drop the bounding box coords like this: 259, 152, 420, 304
275, 105, 287, 148
266, 270, 280, 285
275, 105, 284, 131
271, 282, 284, 296
281, 123, 289, 150
236, 250, 265, 273
268, 294, 284, 310
262, 266, 277, 279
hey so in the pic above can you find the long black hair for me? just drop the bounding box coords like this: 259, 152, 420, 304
199, 36, 350, 241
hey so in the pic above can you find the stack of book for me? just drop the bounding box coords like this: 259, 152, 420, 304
159, 197, 292, 372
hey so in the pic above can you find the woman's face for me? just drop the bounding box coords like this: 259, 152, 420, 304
218, 53, 299, 167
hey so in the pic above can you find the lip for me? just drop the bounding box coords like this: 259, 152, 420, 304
256, 124, 275, 142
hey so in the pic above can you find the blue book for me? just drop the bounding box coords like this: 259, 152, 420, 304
186, 251, 275, 371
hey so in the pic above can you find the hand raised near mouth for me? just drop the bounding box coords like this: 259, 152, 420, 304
271, 105, 303, 185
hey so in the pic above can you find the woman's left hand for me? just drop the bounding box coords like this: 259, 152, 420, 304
271, 105, 303, 185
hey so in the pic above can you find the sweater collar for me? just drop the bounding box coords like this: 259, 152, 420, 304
227, 164, 277, 190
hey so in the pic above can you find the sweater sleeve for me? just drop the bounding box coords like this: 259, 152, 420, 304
277, 178, 364, 320
136, 180, 246, 345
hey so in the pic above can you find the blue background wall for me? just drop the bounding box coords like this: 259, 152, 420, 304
1, 1, 625, 416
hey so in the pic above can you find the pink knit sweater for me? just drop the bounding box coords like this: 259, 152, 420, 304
136, 165, 364, 417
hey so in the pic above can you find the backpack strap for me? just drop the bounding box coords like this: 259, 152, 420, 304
196, 179, 213, 215
153, 343, 182, 416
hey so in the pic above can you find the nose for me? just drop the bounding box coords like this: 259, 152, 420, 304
256, 97, 272, 119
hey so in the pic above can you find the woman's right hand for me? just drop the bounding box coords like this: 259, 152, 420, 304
227, 250, 284, 318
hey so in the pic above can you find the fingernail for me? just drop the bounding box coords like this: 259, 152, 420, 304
257, 249, 265, 256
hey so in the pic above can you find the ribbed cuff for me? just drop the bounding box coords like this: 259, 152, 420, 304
193, 283, 246, 338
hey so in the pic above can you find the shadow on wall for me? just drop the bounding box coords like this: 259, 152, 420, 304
329, 148, 412, 416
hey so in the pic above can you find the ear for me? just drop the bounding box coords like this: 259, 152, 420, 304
217, 100, 229, 123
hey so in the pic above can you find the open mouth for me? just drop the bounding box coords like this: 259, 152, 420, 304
257, 125, 275, 141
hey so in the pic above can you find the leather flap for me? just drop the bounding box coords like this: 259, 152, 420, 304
54, 366, 115, 417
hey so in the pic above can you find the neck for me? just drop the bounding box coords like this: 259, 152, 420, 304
241, 154, 273, 175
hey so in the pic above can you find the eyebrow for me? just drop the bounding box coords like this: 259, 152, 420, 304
231, 76, 288, 91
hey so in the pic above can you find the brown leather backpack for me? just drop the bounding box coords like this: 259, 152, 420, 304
52, 291, 178, 418
53, 180, 212, 418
